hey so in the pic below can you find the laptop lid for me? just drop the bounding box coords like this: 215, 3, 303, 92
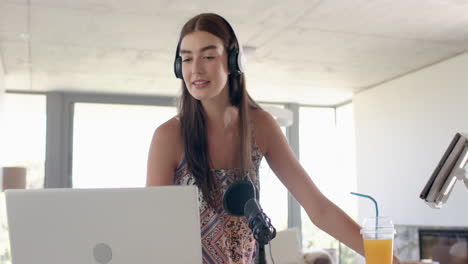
6, 186, 202, 264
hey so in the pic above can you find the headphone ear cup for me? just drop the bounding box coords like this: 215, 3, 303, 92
228, 49, 240, 76
174, 56, 183, 79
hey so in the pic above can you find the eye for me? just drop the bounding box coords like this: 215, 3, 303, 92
204, 56, 215, 60
182, 58, 192, 63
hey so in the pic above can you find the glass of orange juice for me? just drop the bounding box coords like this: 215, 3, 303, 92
360, 216, 396, 264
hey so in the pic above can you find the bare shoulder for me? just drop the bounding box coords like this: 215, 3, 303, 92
155, 116, 182, 141
251, 108, 276, 126
147, 116, 183, 186
153, 117, 184, 160
250, 108, 279, 155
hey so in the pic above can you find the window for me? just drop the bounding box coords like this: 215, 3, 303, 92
0, 93, 46, 189
0, 93, 46, 264
258, 103, 289, 232
259, 158, 289, 232
71, 100, 291, 233
335, 103, 359, 263
299, 105, 358, 263
72, 103, 176, 188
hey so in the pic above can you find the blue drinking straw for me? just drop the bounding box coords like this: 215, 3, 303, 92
350, 192, 379, 238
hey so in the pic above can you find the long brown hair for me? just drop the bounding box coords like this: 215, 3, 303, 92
177, 13, 260, 208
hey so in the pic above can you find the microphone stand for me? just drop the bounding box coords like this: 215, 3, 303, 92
246, 200, 275, 264
256, 243, 266, 264
222, 177, 274, 264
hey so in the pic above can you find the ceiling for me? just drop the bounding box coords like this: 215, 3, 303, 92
1, 0, 467, 105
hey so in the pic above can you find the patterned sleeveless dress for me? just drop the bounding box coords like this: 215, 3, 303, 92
174, 144, 263, 264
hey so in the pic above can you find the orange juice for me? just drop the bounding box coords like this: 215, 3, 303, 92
363, 239, 393, 264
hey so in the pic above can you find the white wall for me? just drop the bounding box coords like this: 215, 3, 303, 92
354, 52, 468, 227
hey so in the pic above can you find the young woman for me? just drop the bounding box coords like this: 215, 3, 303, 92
147, 13, 412, 264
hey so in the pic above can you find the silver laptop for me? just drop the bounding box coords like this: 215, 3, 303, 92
6, 186, 202, 264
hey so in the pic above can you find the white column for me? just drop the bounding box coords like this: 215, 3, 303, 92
0, 53, 5, 108
0, 53, 4, 100
0, 53, 6, 181
0, 53, 10, 263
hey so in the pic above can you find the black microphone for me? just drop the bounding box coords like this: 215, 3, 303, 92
223, 178, 256, 216
222, 177, 276, 245
244, 199, 276, 245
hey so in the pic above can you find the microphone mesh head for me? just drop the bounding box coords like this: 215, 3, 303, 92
222, 180, 255, 216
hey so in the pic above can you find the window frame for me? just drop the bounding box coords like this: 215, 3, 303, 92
6, 90, 353, 248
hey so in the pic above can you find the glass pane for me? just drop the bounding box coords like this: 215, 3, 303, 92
72, 102, 289, 231
299, 105, 358, 263
335, 104, 357, 217
259, 104, 289, 232
0, 93, 46, 264
258, 127, 288, 232
0, 93, 46, 189
299, 107, 338, 251
335, 103, 359, 263
72, 103, 177, 188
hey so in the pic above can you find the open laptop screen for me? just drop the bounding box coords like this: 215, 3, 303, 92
6, 186, 202, 264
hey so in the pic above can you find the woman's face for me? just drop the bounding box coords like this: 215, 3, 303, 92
179, 31, 230, 102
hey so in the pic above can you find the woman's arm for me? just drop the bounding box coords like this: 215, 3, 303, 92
256, 110, 365, 254
256, 110, 421, 264
146, 118, 182, 186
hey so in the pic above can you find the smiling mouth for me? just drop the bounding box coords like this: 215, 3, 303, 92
192, 81, 210, 88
